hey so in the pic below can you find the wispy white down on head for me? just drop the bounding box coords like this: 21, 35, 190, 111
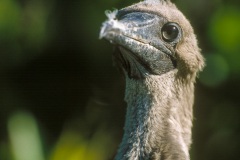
99, 9, 126, 39
105, 9, 118, 20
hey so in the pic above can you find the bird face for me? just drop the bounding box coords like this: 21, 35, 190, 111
100, 0, 204, 79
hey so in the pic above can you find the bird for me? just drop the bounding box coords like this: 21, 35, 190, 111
100, 0, 204, 159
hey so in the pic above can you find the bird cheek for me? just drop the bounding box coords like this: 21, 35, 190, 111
176, 44, 203, 76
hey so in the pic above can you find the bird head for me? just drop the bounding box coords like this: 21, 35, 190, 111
100, 0, 204, 79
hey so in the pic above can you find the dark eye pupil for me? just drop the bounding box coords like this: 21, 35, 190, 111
161, 23, 179, 42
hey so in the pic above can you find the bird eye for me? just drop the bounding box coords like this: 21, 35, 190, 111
161, 22, 181, 42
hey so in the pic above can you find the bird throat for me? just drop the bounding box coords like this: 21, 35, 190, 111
115, 72, 192, 160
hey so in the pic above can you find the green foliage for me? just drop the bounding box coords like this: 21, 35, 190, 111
209, 6, 240, 53
0, 0, 21, 40
208, 5, 240, 73
50, 130, 116, 160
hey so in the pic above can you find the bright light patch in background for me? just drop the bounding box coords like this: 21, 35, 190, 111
209, 6, 240, 53
50, 129, 116, 160
0, 0, 21, 39
208, 6, 240, 73
7, 111, 45, 160
200, 54, 229, 87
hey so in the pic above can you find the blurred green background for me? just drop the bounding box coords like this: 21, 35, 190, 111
0, 0, 240, 160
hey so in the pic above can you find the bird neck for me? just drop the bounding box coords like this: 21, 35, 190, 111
115, 70, 195, 160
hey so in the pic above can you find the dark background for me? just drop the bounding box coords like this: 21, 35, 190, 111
0, 0, 240, 160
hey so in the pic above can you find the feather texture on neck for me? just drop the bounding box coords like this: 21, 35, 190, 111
115, 70, 194, 160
